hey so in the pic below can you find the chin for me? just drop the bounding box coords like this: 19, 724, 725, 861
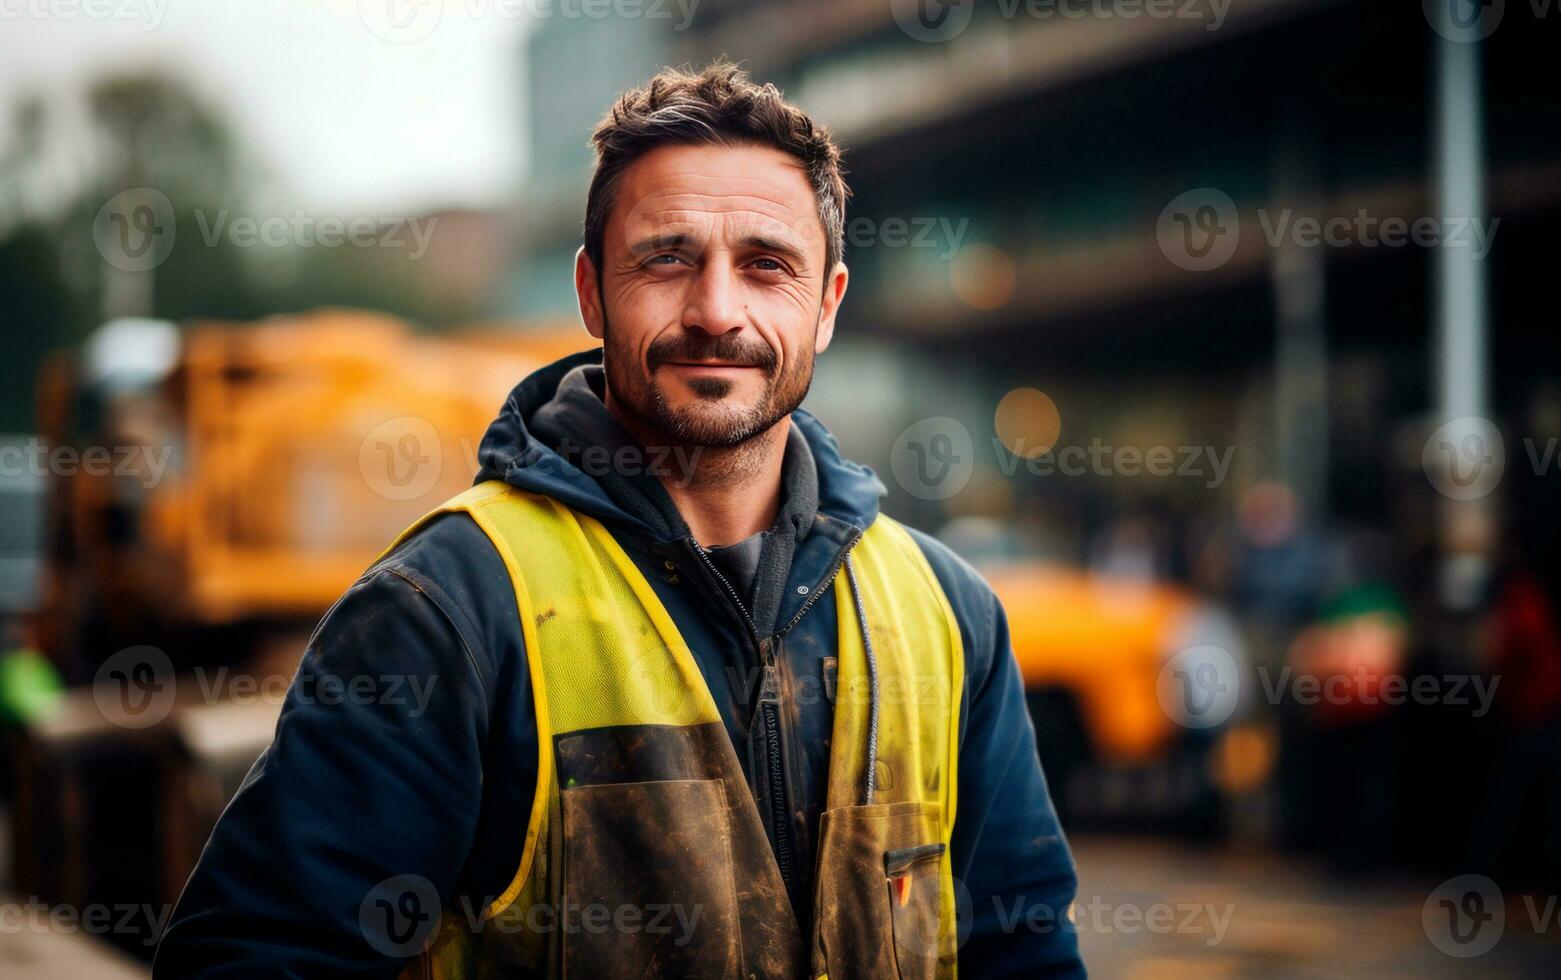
666, 402, 769, 447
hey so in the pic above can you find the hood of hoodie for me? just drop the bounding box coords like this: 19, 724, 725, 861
473, 347, 887, 546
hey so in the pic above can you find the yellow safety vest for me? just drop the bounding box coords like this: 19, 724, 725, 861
390, 481, 963, 979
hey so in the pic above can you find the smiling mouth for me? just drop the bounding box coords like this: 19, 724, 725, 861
663, 361, 762, 372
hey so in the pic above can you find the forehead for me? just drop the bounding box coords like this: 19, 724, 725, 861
608, 143, 823, 254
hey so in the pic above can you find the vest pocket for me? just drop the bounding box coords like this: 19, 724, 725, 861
884, 843, 945, 980
813, 801, 947, 980
561, 778, 744, 979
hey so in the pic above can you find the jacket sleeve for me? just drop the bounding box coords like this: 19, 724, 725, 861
154, 544, 497, 978
953, 587, 1085, 976
907, 530, 1086, 978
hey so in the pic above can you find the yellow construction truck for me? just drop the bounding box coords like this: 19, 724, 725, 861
15, 310, 587, 951
35, 309, 586, 675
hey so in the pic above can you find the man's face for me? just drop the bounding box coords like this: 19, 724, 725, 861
576, 142, 848, 448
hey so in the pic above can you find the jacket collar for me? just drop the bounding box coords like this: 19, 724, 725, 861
474, 347, 885, 545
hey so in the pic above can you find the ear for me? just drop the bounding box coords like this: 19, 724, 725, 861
575, 246, 605, 340
813, 261, 849, 355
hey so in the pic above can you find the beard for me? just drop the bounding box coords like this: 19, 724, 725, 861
601, 312, 816, 449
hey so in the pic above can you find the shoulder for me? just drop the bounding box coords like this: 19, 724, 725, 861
326, 511, 522, 691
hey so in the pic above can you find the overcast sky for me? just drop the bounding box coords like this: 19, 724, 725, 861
1, 1, 531, 215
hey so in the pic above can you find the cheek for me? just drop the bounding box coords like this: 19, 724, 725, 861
607, 281, 681, 343
758, 295, 820, 363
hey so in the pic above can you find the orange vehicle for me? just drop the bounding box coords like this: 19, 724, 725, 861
36, 309, 590, 678
985, 561, 1257, 832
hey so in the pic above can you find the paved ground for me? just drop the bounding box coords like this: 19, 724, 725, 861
1, 835, 1555, 976
1071, 835, 1560, 978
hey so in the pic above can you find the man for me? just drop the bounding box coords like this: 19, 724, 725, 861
156, 63, 1083, 978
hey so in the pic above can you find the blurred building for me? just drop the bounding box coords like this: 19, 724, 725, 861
505, 1, 1561, 861
511, 0, 1561, 593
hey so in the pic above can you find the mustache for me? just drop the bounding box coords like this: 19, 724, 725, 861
647, 333, 778, 374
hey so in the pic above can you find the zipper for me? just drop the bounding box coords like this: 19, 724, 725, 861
692, 542, 796, 895
689, 525, 864, 648
691, 542, 762, 650
688, 528, 865, 899
760, 698, 793, 887
775, 527, 863, 639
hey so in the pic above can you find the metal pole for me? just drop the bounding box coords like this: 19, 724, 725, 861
1434, 17, 1488, 423
1430, 9, 1492, 612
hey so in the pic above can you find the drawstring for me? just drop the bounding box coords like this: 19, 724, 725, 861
843, 553, 880, 806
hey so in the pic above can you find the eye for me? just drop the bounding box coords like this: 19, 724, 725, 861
748, 256, 790, 276
641, 252, 689, 273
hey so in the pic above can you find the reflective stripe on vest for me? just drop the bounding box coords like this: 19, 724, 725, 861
389, 481, 963, 979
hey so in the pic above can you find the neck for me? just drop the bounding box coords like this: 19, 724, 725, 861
607, 394, 789, 547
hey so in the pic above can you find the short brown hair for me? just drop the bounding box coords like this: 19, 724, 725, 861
584, 61, 850, 278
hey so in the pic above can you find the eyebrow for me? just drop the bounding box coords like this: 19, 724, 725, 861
740, 234, 809, 267
626, 233, 693, 259
623, 231, 811, 267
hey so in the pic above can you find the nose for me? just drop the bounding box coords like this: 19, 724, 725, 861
680, 258, 745, 337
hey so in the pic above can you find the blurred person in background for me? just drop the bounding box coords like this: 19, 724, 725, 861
1279, 585, 1408, 871
154, 64, 1082, 978
1467, 470, 1561, 890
